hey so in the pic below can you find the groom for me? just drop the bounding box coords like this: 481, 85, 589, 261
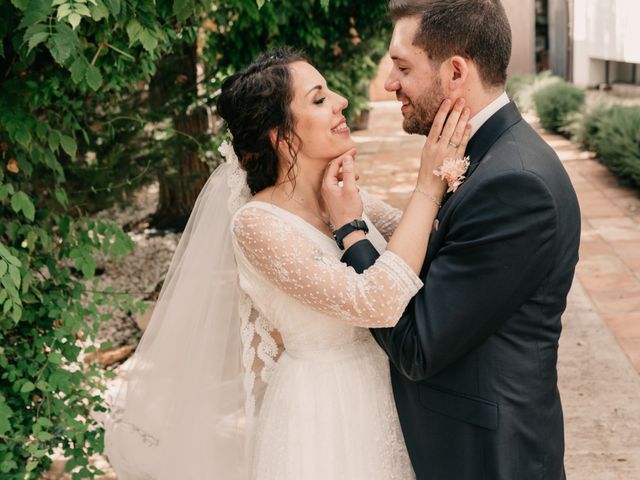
323, 1, 580, 479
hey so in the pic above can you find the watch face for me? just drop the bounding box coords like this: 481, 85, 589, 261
354, 219, 369, 233
333, 219, 369, 249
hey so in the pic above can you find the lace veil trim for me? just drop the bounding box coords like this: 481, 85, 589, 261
220, 140, 280, 429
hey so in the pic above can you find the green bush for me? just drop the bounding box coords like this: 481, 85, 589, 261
0, 1, 210, 477
508, 71, 562, 113
533, 81, 586, 133
589, 105, 640, 189
564, 101, 613, 150
565, 101, 640, 190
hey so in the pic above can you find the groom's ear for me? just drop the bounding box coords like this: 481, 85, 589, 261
443, 55, 470, 92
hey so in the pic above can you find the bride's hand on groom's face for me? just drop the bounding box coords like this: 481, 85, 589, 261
321, 148, 363, 230
418, 98, 472, 189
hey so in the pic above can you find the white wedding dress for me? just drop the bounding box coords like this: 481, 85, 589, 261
230, 193, 421, 480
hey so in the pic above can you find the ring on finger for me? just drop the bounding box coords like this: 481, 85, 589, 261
448, 141, 460, 149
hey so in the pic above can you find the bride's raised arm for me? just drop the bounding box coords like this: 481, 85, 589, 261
232, 98, 470, 329
231, 204, 423, 328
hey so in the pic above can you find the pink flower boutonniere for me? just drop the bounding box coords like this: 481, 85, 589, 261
433, 156, 471, 193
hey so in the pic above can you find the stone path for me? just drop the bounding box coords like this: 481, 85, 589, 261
353, 100, 640, 479
545, 121, 640, 374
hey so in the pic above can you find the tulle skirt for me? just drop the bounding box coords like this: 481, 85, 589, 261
250, 338, 415, 480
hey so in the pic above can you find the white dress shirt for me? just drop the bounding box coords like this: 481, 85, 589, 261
468, 91, 510, 139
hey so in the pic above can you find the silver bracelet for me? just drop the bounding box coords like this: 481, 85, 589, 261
413, 187, 442, 208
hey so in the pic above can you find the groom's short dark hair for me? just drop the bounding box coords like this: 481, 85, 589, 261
388, 0, 512, 87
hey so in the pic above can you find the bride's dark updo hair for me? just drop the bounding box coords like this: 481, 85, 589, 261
216, 47, 309, 194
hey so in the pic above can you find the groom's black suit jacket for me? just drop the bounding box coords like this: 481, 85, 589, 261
343, 102, 580, 480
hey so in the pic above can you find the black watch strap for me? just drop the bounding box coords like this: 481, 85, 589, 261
332, 219, 369, 250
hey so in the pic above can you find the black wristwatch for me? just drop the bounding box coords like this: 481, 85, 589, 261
332, 219, 369, 250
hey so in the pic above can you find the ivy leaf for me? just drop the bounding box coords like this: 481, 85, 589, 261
18, 0, 53, 28
48, 130, 61, 151
35, 380, 49, 391
22, 22, 47, 43
49, 22, 78, 65
0, 244, 21, 267
8, 265, 21, 289
54, 188, 69, 208
56, 3, 73, 21
14, 125, 31, 149
138, 29, 158, 52
0, 459, 18, 475
48, 351, 62, 365
173, 0, 195, 22
35, 122, 48, 140
26, 31, 49, 54
0, 260, 7, 277
11, 304, 22, 323
85, 64, 103, 90
67, 13, 82, 30
1, 276, 19, 302
69, 56, 87, 84
90, 0, 110, 21
59, 134, 77, 158
20, 381, 35, 393
10, 191, 36, 221
126, 19, 142, 45
103, 0, 120, 16
74, 4, 92, 17
70, 247, 97, 277
0, 184, 15, 201
2, 298, 11, 315
11, 0, 30, 11
36, 431, 53, 441
36, 417, 53, 428
0, 396, 13, 436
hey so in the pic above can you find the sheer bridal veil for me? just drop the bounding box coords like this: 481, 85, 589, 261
104, 142, 266, 479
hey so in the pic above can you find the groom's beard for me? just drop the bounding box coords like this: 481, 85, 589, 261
402, 77, 446, 136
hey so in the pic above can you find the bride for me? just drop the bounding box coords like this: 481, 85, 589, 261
104, 47, 470, 479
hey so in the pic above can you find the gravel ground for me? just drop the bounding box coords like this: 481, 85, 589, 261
91, 183, 180, 350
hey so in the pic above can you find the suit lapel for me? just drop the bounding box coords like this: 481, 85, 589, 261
463, 101, 523, 177
438, 101, 523, 210
423, 102, 524, 274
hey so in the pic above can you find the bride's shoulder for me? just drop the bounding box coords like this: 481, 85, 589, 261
251, 186, 277, 203
231, 200, 289, 240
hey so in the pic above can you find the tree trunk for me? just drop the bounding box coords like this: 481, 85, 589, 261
149, 41, 210, 231
153, 107, 210, 230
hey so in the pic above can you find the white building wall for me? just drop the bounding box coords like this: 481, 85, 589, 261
503, 0, 537, 75
572, 0, 640, 87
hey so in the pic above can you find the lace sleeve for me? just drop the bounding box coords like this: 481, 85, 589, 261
231, 205, 423, 328
361, 190, 402, 241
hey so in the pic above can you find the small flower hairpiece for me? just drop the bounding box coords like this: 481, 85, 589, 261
433, 156, 471, 193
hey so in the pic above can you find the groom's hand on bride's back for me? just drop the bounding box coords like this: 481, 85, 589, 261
321, 148, 363, 230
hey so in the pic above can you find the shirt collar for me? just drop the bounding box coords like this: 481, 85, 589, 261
469, 91, 510, 139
